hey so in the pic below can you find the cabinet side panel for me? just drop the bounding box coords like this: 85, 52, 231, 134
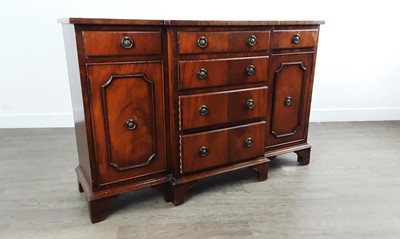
62, 24, 93, 187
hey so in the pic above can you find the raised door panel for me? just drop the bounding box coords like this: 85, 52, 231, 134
266, 53, 314, 147
87, 62, 166, 185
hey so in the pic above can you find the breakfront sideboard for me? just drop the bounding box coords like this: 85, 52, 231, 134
59, 18, 324, 223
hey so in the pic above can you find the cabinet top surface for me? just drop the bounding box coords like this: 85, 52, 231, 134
57, 18, 325, 26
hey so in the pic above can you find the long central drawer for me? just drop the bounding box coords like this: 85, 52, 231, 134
178, 31, 270, 54
179, 87, 267, 130
180, 121, 266, 174
178, 56, 269, 90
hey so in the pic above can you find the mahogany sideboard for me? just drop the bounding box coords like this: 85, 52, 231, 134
59, 18, 324, 223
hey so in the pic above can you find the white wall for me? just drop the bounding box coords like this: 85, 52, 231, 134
0, 0, 399, 128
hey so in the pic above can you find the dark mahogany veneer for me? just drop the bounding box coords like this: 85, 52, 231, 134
59, 18, 324, 223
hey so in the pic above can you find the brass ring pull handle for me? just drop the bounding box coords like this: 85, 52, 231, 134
197, 68, 208, 79
125, 119, 137, 130
245, 137, 253, 147
246, 99, 255, 109
246, 65, 256, 75
292, 34, 301, 44
248, 35, 257, 46
199, 146, 208, 157
199, 105, 208, 116
197, 36, 208, 48
285, 96, 293, 106
121, 36, 134, 49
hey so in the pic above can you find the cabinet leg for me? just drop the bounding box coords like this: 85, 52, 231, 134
296, 148, 311, 165
78, 181, 84, 193
151, 183, 173, 203
88, 196, 118, 223
251, 161, 270, 181
172, 181, 196, 206
267, 156, 276, 161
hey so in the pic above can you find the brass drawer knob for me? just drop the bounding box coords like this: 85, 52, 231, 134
247, 65, 256, 75
292, 34, 301, 44
197, 68, 208, 79
285, 96, 292, 106
125, 119, 137, 130
246, 99, 255, 109
121, 36, 134, 49
248, 35, 257, 46
199, 146, 209, 157
199, 105, 208, 116
197, 36, 208, 48
245, 137, 253, 147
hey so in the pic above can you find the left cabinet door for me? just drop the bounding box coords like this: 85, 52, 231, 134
86, 62, 166, 186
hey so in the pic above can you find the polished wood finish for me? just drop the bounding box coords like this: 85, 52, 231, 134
271, 29, 318, 49
180, 122, 266, 174
58, 18, 325, 26
178, 31, 270, 54
60, 19, 323, 223
83, 31, 162, 57
266, 53, 314, 147
178, 56, 269, 90
179, 87, 267, 130
86, 62, 166, 185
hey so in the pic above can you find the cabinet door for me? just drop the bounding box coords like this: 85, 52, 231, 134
87, 62, 166, 186
266, 53, 314, 148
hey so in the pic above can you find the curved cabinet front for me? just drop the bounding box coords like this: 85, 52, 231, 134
86, 62, 166, 185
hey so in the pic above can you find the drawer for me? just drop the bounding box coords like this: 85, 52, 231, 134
178, 31, 270, 54
180, 121, 266, 174
83, 31, 162, 57
271, 29, 318, 49
179, 56, 269, 90
179, 87, 267, 130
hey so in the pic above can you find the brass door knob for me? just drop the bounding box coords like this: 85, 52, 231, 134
292, 34, 301, 44
125, 119, 137, 130
199, 105, 208, 116
197, 68, 208, 79
246, 65, 256, 75
244, 137, 253, 147
246, 99, 255, 109
285, 96, 292, 106
197, 36, 208, 48
248, 35, 257, 46
121, 36, 134, 49
199, 146, 208, 157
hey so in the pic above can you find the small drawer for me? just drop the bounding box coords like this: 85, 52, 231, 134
179, 56, 269, 90
271, 29, 318, 49
179, 87, 267, 130
178, 31, 270, 54
83, 31, 162, 57
180, 122, 266, 174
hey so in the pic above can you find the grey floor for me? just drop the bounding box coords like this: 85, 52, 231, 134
0, 122, 399, 239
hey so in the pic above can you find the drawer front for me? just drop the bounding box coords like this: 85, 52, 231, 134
271, 30, 318, 49
179, 56, 269, 90
178, 31, 270, 54
83, 31, 162, 57
179, 87, 267, 130
181, 122, 266, 174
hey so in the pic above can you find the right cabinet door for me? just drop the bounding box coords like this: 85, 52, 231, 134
266, 53, 314, 148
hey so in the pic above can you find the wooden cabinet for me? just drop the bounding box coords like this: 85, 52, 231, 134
266, 53, 314, 148
60, 18, 324, 223
86, 62, 166, 185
